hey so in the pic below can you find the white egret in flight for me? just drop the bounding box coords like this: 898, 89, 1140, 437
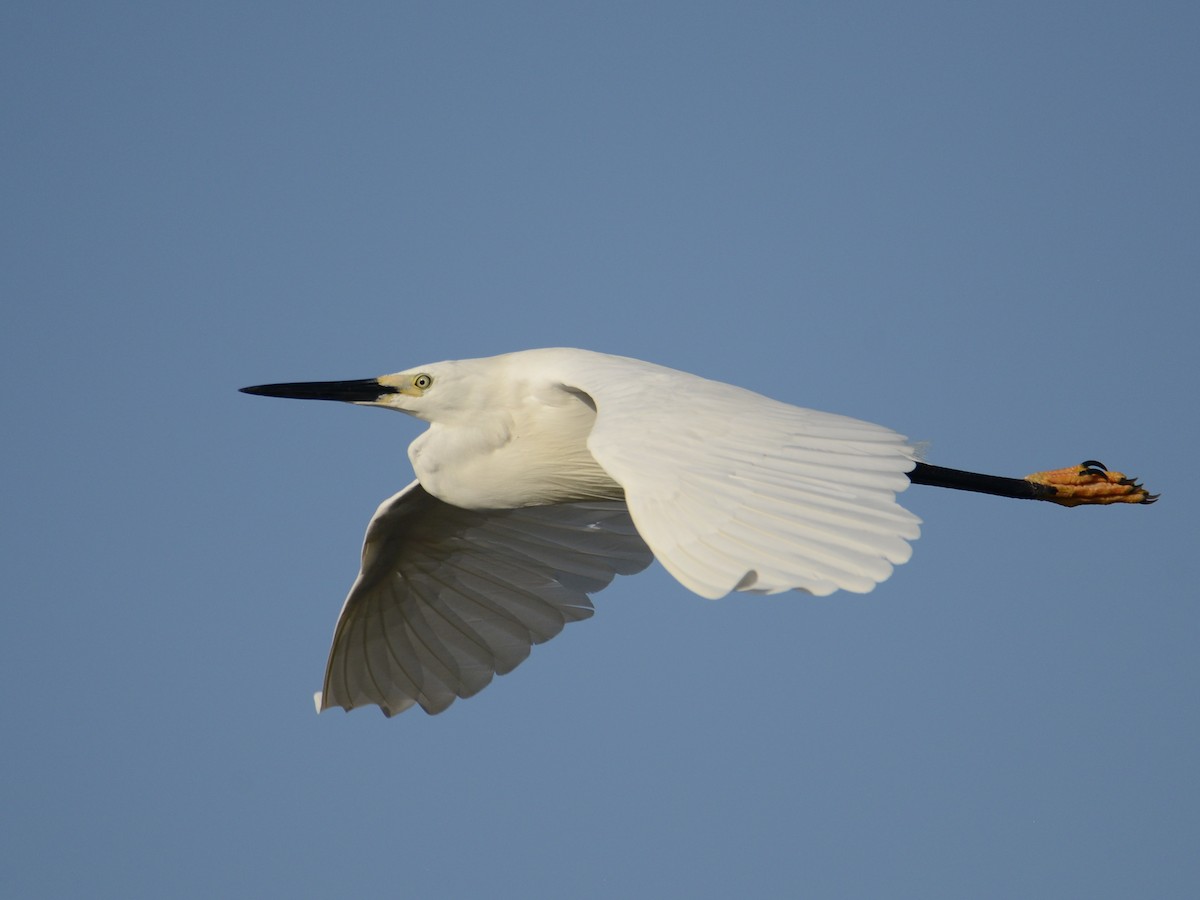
241, 348, 1154, 717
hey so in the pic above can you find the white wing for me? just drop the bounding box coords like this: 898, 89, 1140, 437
317, 481, 653, 716
548, 351, 922, 599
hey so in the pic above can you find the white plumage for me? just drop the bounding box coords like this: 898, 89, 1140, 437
244, 348, 922, 716
324, 485, 652, 716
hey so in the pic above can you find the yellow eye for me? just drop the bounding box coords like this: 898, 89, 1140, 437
413, 373, 433, 390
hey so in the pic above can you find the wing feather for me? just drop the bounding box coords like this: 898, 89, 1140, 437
316, 482, 653, 716
542, 350, 922, 599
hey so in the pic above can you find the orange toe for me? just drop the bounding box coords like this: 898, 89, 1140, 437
1024, 461, 1158, 507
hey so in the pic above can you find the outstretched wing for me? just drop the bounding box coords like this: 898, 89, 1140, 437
317, 481, 653, 716
550, 351, 922, 599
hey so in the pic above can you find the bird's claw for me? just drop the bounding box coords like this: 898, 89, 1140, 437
1025, 461, 1158, 507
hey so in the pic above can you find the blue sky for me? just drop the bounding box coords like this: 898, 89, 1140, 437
3, 3, 1197, 898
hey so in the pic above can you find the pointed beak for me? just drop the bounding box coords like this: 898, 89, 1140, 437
239, 378, 399, 403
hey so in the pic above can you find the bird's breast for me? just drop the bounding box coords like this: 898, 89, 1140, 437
408, 398, 622, 510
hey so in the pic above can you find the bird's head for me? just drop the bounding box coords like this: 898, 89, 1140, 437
240, 359, 487, 424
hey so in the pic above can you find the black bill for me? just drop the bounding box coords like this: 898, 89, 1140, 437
239, 378, 398, 403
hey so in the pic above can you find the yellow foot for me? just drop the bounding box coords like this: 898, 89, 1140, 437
1024, 460, 1158, 507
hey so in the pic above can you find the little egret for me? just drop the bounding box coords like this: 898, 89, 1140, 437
241, 348, 1155, 717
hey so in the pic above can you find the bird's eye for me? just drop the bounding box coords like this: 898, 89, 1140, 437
413, 373, 433, 390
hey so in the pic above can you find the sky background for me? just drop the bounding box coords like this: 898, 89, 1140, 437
3, 3, 1198, 898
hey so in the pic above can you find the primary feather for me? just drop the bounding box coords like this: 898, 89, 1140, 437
319, 482, 653, 715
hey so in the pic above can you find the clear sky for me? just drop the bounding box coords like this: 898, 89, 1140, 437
3, 3, 1197, 898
